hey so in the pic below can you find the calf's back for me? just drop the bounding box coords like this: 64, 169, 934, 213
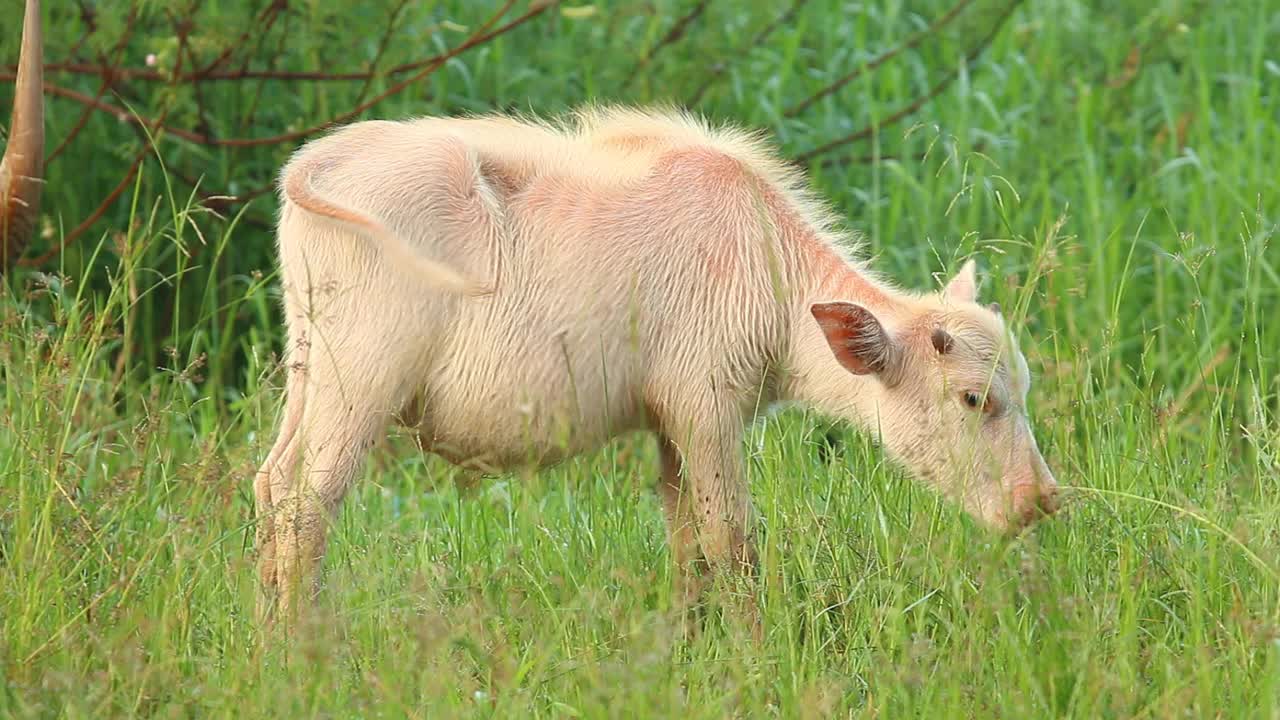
275, 109, 813, 469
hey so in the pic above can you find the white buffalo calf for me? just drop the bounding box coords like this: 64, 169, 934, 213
254, 106, 1059, 623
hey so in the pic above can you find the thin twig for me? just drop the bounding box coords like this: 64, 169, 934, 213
3, 61, 376, 83
18, 108, 170, 268
3, 0, 554, 151
784, 0, 976, 118
621, 0, 711, 92
46, 78, 110, 163
356, 0, 415, 104
7, 81, 204, 145
1036, 0, 1207, 188
66, 0, 100, 59
795, 0, 1023, 166
686, 0, 808, 107
10, 1, 556, 269
238, 3, 294, 133
47, 3, 141, 162
197, 0, 286, 77
200, 0, 527, 147
167, 1, 218, 140
8, 4, 542, 86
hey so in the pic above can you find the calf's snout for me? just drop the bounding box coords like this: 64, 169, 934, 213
1006, 459, 1060, 530
1013, 482, 1059, 528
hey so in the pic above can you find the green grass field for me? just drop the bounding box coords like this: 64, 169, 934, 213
2, 0, 1279, 716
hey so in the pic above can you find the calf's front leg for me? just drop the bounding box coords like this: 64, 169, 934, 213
655, 435, 708, 608
260, 296, 407, 628
269, 384, 389, 627
662, 406, 763, 638
253, 331, 310, 625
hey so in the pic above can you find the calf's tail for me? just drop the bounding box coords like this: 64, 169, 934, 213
281, 155, 491, 297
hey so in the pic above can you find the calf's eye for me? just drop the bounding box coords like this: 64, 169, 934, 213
963, 391, 982, 409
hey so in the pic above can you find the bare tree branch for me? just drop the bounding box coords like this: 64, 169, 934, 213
6, 3, 546, 86
621, 0, 710, 92
19, 108, 171, 268
686, 0, 808, 107
5, 1, 558, 269
795, 0, 1022, 166
785, 0, 976, 118
47, 3, 140, 163
355, 0, 415, 104
196, 0, 286, 78
1, 0, 555, 150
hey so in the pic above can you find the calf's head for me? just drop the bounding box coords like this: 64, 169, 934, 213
810, 260, 1058, 531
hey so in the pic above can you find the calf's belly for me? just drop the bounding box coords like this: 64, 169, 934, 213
414, 343, 649, 473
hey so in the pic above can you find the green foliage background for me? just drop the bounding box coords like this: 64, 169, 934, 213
1, 0, 1278, 716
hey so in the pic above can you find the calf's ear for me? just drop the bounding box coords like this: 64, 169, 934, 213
943, 258, 978, 303
810, 301, 900, 382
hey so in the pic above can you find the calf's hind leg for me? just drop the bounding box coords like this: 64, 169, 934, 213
253, 324, 311, 624
273, 373, 401, 622
266, 320, 408, 626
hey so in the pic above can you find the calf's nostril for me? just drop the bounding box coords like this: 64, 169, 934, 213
1007, 482, 1059, 530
